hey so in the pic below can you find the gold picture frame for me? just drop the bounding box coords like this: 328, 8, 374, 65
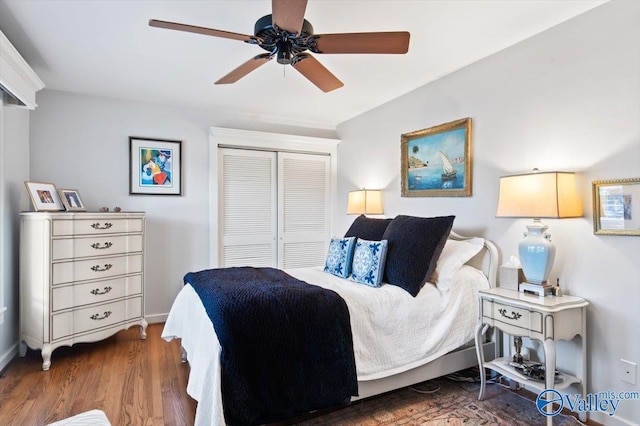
57, 188, 87, 212
592, 178, 640, 236
24, 181, 65, 211
401, 118, 472, 197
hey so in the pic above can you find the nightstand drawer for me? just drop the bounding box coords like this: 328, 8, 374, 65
483, 300, 543, 333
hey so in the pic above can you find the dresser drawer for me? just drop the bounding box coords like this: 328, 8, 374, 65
483, 300, 543, 333
52, 254, 142, 285
52, 274, 143, 312
52, 218, 143, 236
52, 235, 143, 260
51, 297, 142, 341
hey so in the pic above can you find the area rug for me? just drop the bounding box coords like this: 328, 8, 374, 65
295, 376, 582, 426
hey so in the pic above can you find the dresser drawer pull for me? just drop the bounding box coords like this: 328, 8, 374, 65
91, 222, 113, 230
90, 264, 113, 272
90, 286, 113, 295
91, 242, 113, 250
90, 311, 112, 321
498, 308, 522, 321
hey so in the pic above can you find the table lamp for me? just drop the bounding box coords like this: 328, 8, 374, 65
496, 170, 582, 295
347, 189, 384, 215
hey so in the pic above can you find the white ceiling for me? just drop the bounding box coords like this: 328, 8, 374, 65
0, 0, 607, 129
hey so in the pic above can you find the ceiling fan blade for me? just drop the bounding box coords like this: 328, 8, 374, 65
272, 0, 308, 34
149, 19, 257, 43
312, 32, 410, 54
291, 54, 343, 93
215, 54, 273, 84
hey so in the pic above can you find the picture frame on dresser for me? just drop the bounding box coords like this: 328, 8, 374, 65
592, 177, 640, 236
57, 188, 86, 212
24, 181, 65, 211
129, 136, 182, 196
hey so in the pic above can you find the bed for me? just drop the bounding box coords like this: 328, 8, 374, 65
162, 215, 499, 426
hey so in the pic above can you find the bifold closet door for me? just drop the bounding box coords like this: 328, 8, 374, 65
278, 152, 330, 269
219, 148, 277, 267
219, 148, 330, 269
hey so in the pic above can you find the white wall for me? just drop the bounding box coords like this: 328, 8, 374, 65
336, 1, 639, 424
0, 102, 30, 371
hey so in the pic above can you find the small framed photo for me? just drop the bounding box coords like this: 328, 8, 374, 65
58, 188, 86, 211
24, 181, 65, 211
401, 117, 472, 197
129, 136, 182, 195
592, 178, 640, 236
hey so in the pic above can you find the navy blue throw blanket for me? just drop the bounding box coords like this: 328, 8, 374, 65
185, 267, 358, 426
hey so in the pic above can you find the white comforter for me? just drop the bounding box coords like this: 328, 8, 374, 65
162, 265, 489, 426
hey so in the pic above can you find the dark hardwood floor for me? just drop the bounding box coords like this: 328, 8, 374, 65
0, 323, 196, 425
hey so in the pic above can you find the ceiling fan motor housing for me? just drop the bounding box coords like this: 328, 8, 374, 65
254, 14, 315, 64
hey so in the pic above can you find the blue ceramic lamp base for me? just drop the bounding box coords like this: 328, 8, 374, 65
518, 219, 556, 288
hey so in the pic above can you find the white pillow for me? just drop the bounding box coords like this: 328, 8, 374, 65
429, 237, 484, 291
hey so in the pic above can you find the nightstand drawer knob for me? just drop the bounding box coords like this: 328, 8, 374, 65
498, 308, 522, 321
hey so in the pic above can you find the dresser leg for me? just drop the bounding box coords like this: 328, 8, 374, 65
19, 341, 27, 357
41, 344, 52, 371
140, 318, 148, 340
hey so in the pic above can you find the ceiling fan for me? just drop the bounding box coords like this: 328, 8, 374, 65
149, 0, 410, 93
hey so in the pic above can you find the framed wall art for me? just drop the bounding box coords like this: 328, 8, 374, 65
129, 136, 182, 195
57, 188, 86, 211
401, 117, 472, 197
592, 178, 640, 236
24, 181, 65, 211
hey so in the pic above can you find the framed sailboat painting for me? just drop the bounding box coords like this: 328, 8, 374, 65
401, 118, 472, 197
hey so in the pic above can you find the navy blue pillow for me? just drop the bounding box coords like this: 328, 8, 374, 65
344, 214, 393, 241
382, 215, 455, 297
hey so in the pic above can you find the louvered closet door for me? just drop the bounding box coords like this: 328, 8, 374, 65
278, 152, 330, 269
219, 149, 277, 267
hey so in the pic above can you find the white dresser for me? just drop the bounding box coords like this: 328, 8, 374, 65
19, 212, 147, 370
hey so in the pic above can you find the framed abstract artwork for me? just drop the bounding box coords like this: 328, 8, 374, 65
592, 178, 640, 236
129, 137, 182, 195
401, 118, 472, 197
24, 181, 65, 211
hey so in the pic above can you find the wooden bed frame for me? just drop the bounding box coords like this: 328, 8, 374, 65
356, 231, 499, 400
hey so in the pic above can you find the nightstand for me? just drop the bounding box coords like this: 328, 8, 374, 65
474, 287, 588, 424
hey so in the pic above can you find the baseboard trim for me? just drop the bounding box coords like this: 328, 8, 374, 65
0, 342, 18, 373
145, 313, 168, 324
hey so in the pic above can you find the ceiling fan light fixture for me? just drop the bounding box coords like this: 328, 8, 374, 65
277, 41, 292, 64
